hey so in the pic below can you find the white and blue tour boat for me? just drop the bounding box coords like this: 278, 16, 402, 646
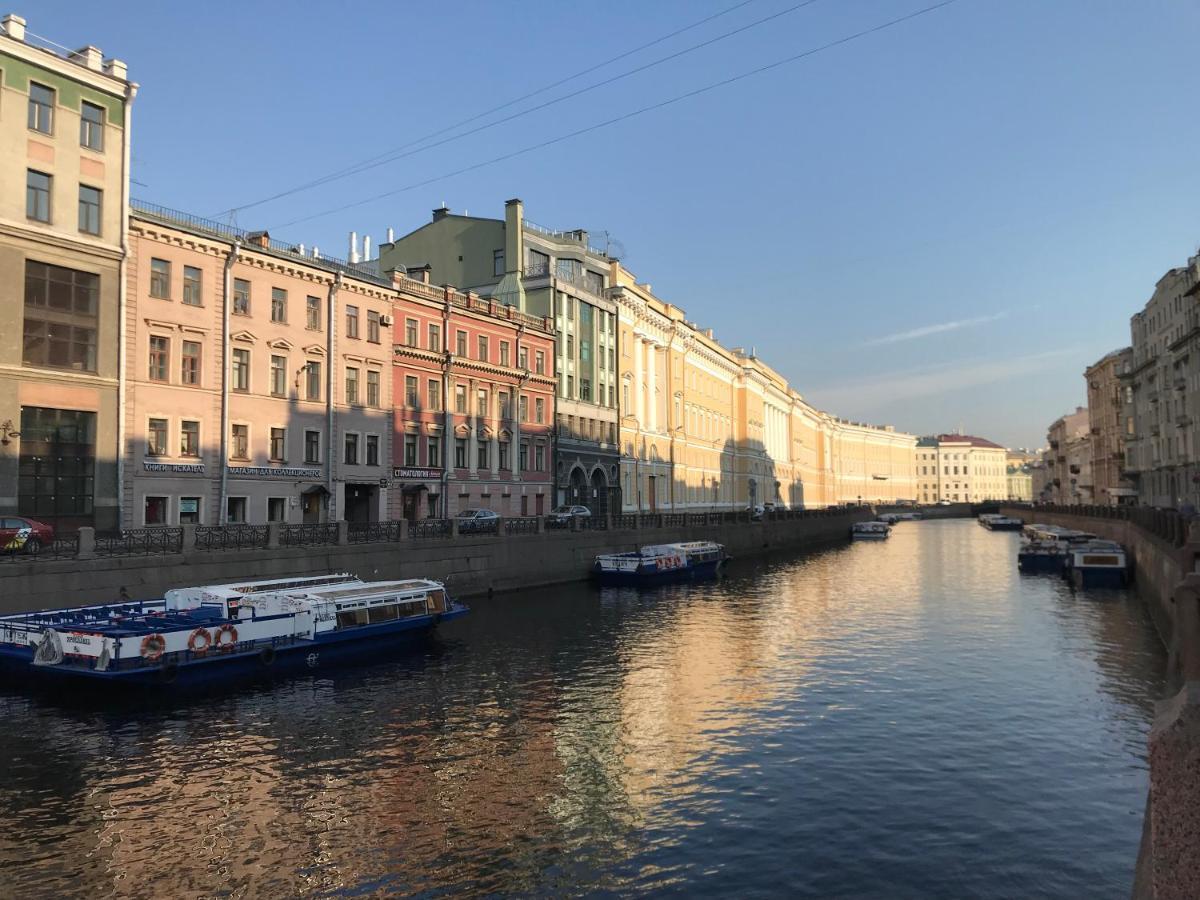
1017, 524, 1099, 574
1063, 540, 1129, 588
0, 574, 467, 688
593, 541, 728, 586
851, 521, 891, 540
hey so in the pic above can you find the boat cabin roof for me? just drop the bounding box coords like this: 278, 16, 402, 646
181, 573, 360, 600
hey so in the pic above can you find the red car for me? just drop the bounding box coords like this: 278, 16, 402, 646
0, 516, 56, 554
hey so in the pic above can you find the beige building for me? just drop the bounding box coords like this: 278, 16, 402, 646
125, 204, 393, 526
0, 15, 135, 531
1044, 407, 1092, 504
914, 434, 1009, 503
1085, 347, 1135, 505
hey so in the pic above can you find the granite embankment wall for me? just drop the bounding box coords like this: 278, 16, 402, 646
1001, 504, 1200, 900
0, 509, 871, 615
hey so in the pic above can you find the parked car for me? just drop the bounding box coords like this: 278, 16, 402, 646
455, 508, 499, 533
746, 504, 765, 521
0, 516, 55, 554
547, 505, 592, 528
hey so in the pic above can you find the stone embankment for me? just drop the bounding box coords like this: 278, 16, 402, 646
1001, 504, 1199, 900
0, 508, 871, 615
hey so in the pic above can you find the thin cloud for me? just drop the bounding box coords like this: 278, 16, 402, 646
862, 312, 1007, 347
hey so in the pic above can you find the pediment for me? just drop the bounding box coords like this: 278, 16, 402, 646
230, 329, 257, 344
144, 318, 177, 332
454, 423, 471, 437
267, 338, 295, 351
302, 344, 327, 357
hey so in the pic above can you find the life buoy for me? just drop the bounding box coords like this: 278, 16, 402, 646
187, 627, 213, 654
214, 623, 238, 651
140, 633, 166, 662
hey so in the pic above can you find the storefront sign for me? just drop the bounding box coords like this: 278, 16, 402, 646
179, 498, 200, 513
144, 462, 205, 474
227, 466, 323, 479
392, 467, 443, 480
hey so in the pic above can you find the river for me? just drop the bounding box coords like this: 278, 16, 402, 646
0, 519, 1165, 898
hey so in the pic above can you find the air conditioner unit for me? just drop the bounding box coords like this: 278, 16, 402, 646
379, 314, 393, 326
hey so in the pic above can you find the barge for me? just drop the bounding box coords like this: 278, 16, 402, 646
1064, 540, 1129, 588
851, 521, 891, 540
593, 541, 728, 586
0, 574, 467, 688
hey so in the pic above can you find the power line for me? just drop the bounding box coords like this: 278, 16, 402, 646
271, 0, 960, 232
213, 0, 764, 217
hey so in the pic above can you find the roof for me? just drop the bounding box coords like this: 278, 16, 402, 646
935, 433, 1005, 449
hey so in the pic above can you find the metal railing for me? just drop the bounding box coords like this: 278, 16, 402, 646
1009, 501, 1193, 548
0, 535, 78, 563
504, 517, 540, 535
410, 519, 451, 539
95, 527, 183, 557
280, 523, 339, 547
348, 521, 401, 543
196, 524, 268, 551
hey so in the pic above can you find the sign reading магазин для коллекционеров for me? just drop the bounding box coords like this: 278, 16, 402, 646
226, 466, 323, 478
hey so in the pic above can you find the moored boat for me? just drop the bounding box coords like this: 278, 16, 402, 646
851, 521, 891, 540
1064, 540, 1129, 588
0, 574, 467, 689
984, 516, 1024, 531
593, 541, 728, 586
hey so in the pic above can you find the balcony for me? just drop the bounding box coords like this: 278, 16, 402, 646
1148, 390, 1160, 404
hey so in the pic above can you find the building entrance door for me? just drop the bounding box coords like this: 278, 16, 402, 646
302, 489, 326, 523
648, 476, 657, 513
343, 484, 375, 522
402, 491, 419, 522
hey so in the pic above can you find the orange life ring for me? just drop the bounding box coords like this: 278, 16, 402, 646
214, 623, 238, 652
141, 633, 167, 662
188, 627, 213, 654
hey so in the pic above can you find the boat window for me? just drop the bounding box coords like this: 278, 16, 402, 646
398, 600, 426, 617
368, 604, 399, 624
427, 590, 446, 613
336, 609, 371, 628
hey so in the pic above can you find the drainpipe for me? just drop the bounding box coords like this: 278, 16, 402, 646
327, 273, 341, 520
218, 239, 240, 523
514, 322, 527, 485
116, 80, 137, 528
441, 286, 453, 518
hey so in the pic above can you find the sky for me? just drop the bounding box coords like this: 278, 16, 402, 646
31, 0, 1200, 449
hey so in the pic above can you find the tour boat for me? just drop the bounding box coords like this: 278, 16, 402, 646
593, 541, 728, 586
0, 574, 467, 688
851, 521, 891, 540
1063, 540, 1129, 589
1017, 525, 1099, 574
983, 516, 1024, 531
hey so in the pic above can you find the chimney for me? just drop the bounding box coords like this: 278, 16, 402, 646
2, 14, 25, 41
505, 198, 524, 276
432, 207, 450, 222
386, 227, 395, 243
348, 231, 359, 263
312, 246, 320, 259
297, 243, 305, 256
246, 230, 270, 249
104, 58, 128, 79
362, 235, 372, 260
70, 46, 104, 71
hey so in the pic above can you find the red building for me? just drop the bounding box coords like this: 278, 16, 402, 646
391, 273, 556, 519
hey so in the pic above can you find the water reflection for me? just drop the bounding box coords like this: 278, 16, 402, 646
0, 520, 1165, 898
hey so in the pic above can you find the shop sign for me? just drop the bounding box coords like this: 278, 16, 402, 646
227, 466, 323, 478
392, 467, 443, 480
179, 498, 200, 513
144, 462, 205, 474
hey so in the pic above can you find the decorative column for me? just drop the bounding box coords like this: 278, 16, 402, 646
491, 386, 500, 476
468, 377, 478, 476
647, 342, 658, 434
633, 335, 644, 427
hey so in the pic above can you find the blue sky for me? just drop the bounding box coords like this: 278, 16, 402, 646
32, 0, 1200, 448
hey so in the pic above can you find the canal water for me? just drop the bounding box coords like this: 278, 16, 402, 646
0, 520, 1165, 898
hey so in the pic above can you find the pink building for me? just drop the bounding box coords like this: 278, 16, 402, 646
390, 274, 556, 519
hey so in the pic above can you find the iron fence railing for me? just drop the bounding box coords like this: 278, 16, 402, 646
348, 521, 402, 543
410, 519, 451, 539
280, 523, 339, 547
504, 517, 540, 535
0, 534, 78, 562
95, 527, 183, 557
195, 524, 268, 551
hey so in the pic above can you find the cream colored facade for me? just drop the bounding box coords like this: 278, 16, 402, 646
611, 263, 916, 511
0, 16, 135, 531
914, 434, 1009, 503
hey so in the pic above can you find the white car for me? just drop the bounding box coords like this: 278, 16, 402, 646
548, 505, 592, 527
455, 508, 499, 533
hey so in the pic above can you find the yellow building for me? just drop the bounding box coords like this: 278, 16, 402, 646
611, 263, 916, 511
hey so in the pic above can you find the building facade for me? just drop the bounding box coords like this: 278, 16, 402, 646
388, 273, 555, 519
379, 200, 620, 513
914, 434, 1009, 503
0, 16, 135, 531
124, 204, 394, 526
1085, 347, 1136, 505
1044, 407, 1092, 504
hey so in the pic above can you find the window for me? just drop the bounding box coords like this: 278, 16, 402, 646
478, 335, 488, 361
366, 435, 379, 466
227, 497, 247, 524
78, 186, 102, 235
535, 351, 545, 375
231, 424, 249, 459
80, 101, 104, 151
478, 440, 489, 469
150, 258, 171, 299
180, 496, 201, 525
29, 82, 55, 134
271, 287, 287, 323
270, 427, 286, 462
499, 440, 510, 470
499, 392, 511, 419
367, 370, 380, 407
456, 330, 467, 356
476, 388, 488, 417
368, 310, 381, 343
181, 420, 200, 457
270, 354, 287, 397
535, 444, 545, 471
500, 341, 510, 366
267, 497, 287, 523
233, 278, 250, 315
26, 170, 51, 222
428, 323, 441, 351
427, 436, 440, 467
306, 361, 321, 400
306, 295, 321, 330
455, 438, 467, 468
23, 261, 99, 372
580, 378, 591, 402
405, 375, 418, 407
148, 336, 169, 381
305, 430, 321, 464
346, 305, 359, 338
567, 335, 574, 359
144, 496, 168, 526
427, 379, 440, 411
403, 434, 418, 466
580, 337, 591, 365
566, 295, 575, 320
586, 270, 604, 295
405, 318, 418, 346
183, 266, 202, 306
519, 395, 528, 422
346, 367, 360, 405
344, 433, 359, 465
520, 441, 530, 473
526, 249, 549, 275
232, 348, 250, 391
493, 248, 505, 276
455, 384, 467, 413
608, 384, 615, 407
567, 375, 574, 398
535, 397, 545, 424
147, 418, 168, 456
518, 347, 528, 370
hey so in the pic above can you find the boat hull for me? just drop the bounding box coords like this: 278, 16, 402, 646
851, 533, 889, 540
1069, 567, 1128, 589
1018, 552, 1066, 574
593, 557, 725, 587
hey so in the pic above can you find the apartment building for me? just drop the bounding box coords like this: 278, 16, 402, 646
379, 200, 620, 513
914, 434, 1009, 503
124, 204, 393, 526
0, 15, 135, 531
1043, 408, 1092, 504
388, 271, 555, 519
1084, 347, 1136, 505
